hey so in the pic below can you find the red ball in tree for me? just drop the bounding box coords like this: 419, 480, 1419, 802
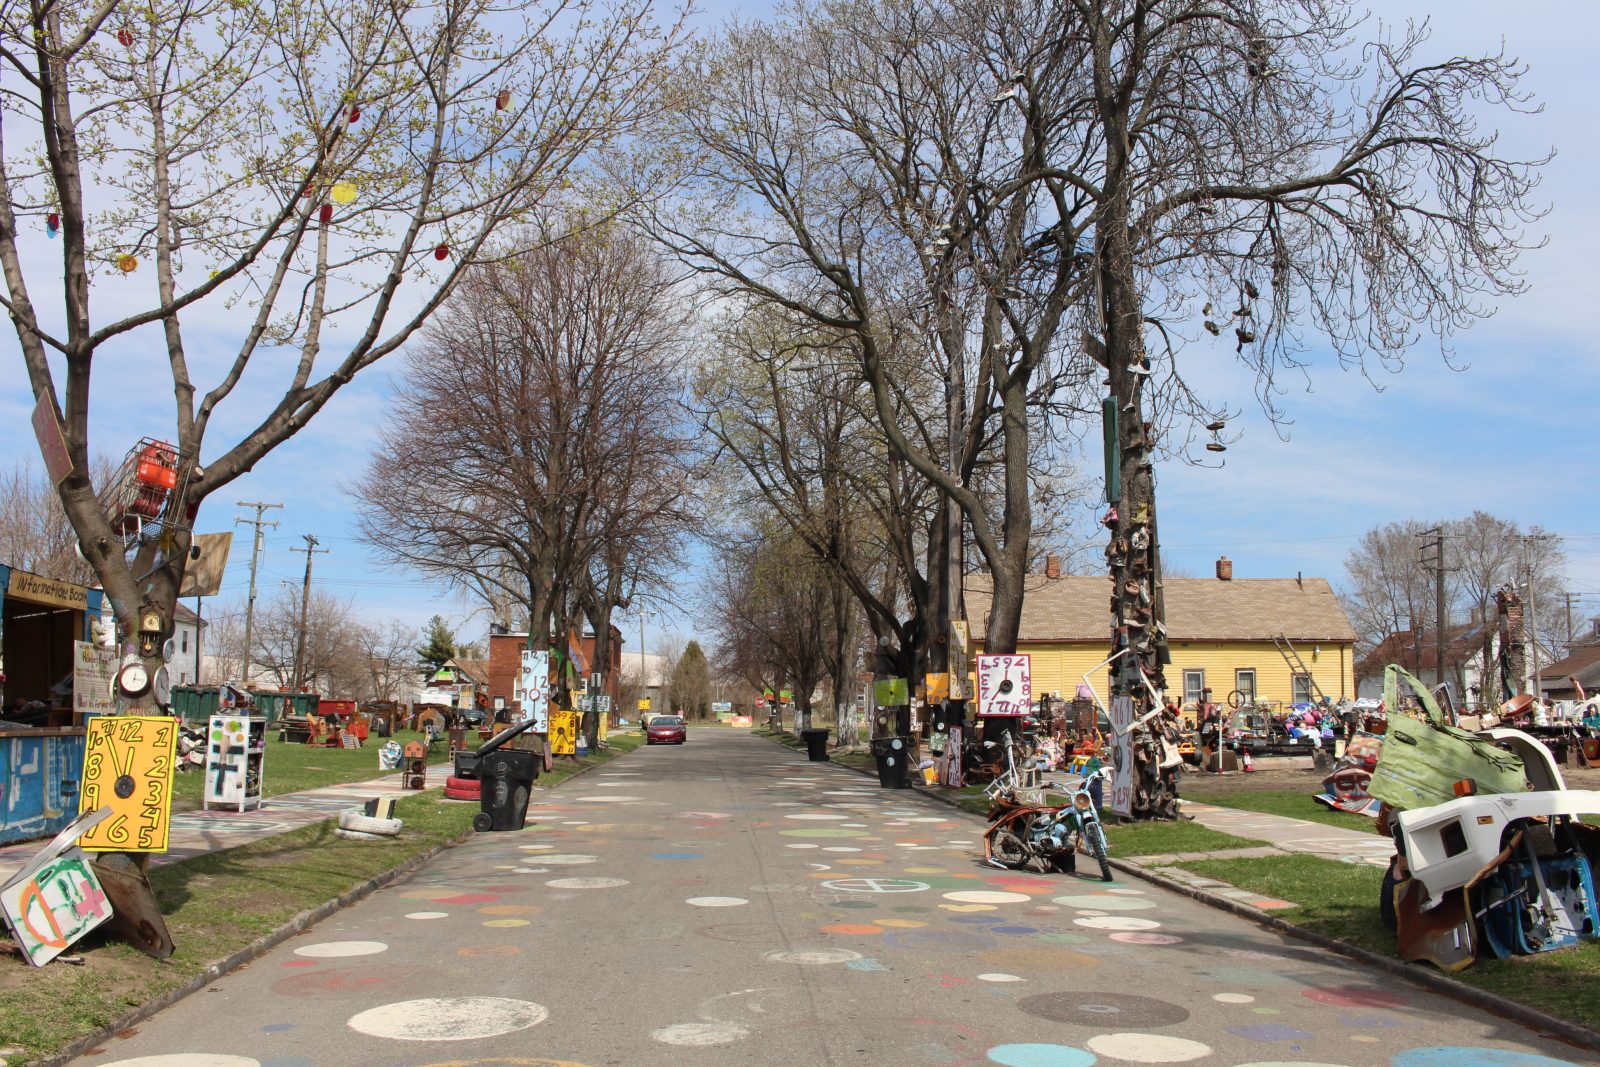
319, 203, 333, 223
116, 27, 134, 47
348, 105, 361, 124
433, 244, 449, 261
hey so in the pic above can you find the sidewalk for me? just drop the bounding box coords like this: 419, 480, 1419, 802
0, 769, 430, 884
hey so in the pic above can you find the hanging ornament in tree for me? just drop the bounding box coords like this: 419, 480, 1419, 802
116, 253, 138, 273
319, 203, 333, 223
116, 27, 134, 47
46, 213, 59, 238
347, 105, 361, 124
496, 89, 511, 111
433, 244, 450, 261
330, 182, 357, 204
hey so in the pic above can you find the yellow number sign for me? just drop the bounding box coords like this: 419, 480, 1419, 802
78, 716, 176, 853
549, 711, 578, 756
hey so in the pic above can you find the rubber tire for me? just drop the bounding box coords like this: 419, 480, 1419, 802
472, 811, 494, 833
1084, 821, 1114, 882
445, 775, 479, 789
334, 827, 389, 842
990, 829, 1028, 869
339, 810, 402, 836
1380, 857, 1400, 933
443, 785, 481, 801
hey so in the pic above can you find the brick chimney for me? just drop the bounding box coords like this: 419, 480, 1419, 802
1045, 554, 1061, 579
1216, 556, 1233, 581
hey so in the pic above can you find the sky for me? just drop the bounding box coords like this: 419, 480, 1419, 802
3, 0, 1597, 660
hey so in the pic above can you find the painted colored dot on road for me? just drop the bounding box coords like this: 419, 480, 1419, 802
1229, 1063, 1355, 1067
535, 854, 599, 866
786, 813, 849, 820
977, 973, 1025, 983
822, 923, 883, 935
686, 896, 749, 907
294, 940, 387, 958
781, 828, 871, 838
478, 904, 540, 916
943, 890, 1030, 904
1302, 985, 1410, 1009
764, 948, 862, 964
877, 918, 926, 928
823, 878, 930, 894
434, 893, 500, 905
545, 877, 628, 889
786, 843, 821, 849
1085, 1033, 1212, 1062
95, 1058, 261, 1067
1053, 894, 1156, 911
1106, 931, 1182, 946
986, 1044, 1095, 1067
652, 1021, 750, 1046
347, 997, 548, 1041
822, 846, 863, 852
483, 918, 531, 928
1391, 1051, 1585, 1067
1213, 992, 1256, 1004
1075, 915, 1161, 931
406, 912, 449, 920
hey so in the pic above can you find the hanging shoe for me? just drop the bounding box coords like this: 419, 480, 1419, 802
1101, 506, 1119, 527
1129, 528, 1150, 551
1128, 359, 1151, 376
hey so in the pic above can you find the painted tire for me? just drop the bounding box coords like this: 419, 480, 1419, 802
334, 827, 389, 842
338, 811, 402, 836
445, 775, 479, 789
1084, 822, 1113, 882
443, 786, 481, 801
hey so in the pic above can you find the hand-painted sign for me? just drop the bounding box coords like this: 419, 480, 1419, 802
976, 654, 1032, 716
549, 710, 578, 756
517, 650, 549, 730
78, 716, 176, 852
73, 640, 118, 715
0, 808, 114, 967
873, 677, 909, 706
5, 568, 88, 610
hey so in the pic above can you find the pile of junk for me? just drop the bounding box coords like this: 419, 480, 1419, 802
1363, 665, 1600, 970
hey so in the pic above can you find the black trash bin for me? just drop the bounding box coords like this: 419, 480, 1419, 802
473, 747, 539, 832
870, 736, 913, 788
801, 728, 830, 762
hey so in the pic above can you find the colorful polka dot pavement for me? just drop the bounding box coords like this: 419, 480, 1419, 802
74, 731, 1596, 1067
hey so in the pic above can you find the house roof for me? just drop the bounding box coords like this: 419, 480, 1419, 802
1354, 621, 1489, 679
451, 658, 490, 684
964, 573, 1357, 644
1540, 644, 1600, 694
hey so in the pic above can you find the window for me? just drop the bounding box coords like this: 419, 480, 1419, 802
1183, 669, 1206, 706
1234, 668, 1257, 706
181, 631, 188, 653
1292, 673, 1314, 703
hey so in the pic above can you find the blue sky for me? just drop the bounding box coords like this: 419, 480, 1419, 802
4, 0, 1597, 657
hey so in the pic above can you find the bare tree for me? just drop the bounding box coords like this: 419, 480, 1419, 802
354, 224, 694, 709
251, 586, 366, 695
4, 0, 688, 702
357, 619, 422, 703
0, 458, 113, 585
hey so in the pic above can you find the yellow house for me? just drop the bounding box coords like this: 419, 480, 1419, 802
966, 568, 1356, 711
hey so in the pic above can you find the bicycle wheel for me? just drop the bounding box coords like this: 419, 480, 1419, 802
990, 829, 1028, 869
1084, 821, 1113, 882
1227, 689, 1246, 709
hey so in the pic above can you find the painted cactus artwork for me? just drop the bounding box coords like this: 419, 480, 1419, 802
0, 846, 112, 966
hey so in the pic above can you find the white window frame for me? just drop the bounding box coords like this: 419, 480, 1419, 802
1183, 669, 1206, 706
1292, 673, 1314, 703
1235, 668, 1257, 705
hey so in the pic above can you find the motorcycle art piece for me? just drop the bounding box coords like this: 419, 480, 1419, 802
984, 767, 1113, 882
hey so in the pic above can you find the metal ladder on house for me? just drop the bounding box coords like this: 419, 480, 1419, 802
1274, 634, 1325, 702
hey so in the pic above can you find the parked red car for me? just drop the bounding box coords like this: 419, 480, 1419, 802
645, 715, 687, 745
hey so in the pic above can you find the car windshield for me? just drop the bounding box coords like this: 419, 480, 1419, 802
651, 716, 684, 726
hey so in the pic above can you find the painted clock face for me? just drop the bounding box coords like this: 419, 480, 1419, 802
78, 716, 177, 852
118, 662, 151, 696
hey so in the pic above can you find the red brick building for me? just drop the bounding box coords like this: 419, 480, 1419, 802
485, 626, 623, 711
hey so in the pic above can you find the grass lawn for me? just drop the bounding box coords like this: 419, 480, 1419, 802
1180, 786, 1387, 832
170, 729, 456, 812
0, 731, 642, 1066
1174, 853, 1600, 1030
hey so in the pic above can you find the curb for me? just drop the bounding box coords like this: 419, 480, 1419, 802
753, 729, 1600, 1053
36, 740, 642, 1066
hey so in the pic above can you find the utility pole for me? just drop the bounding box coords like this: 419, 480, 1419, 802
1522, 533, 1555, 699
234, 501, 282, 687
1419, 527, 1448, 689
1565, 591, 1578, 652
290, 535, 329, 691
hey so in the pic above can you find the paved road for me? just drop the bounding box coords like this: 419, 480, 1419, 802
78, 730, 1591, 1067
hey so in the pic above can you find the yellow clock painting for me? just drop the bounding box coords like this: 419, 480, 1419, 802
549, 710, 578, 756
77, 716, 177, 853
